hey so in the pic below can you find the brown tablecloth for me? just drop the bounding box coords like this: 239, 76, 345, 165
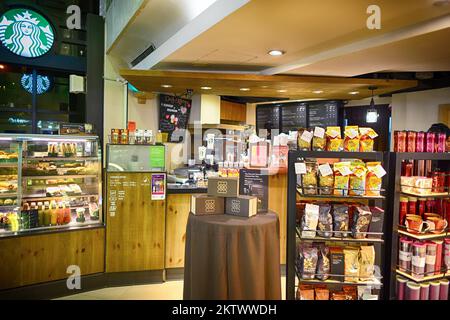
183, 212, 281, 300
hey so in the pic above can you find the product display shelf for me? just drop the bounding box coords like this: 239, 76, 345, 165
287, 150, 388, 300
386, 152, 450, 300
400, 191, 449, 198
23, 156, 99, 161
22, 194, 99, 202
0, 193, 18, 198
296, 226, 384, 244
296, 189, 385, 200
0, 162, 19, 168
395, 269, 449, 283
397, 229, 448, 240
22, 174, 99, 180
295, 267, 383, 286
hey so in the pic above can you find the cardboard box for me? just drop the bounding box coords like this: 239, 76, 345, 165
225, 196, 258, 218
190, 195, 224, 215
207, 177, 239, 198
329, 247, 345, 281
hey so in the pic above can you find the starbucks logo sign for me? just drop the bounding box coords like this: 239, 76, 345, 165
21, 74, 51, 94
0, 9, 54, 58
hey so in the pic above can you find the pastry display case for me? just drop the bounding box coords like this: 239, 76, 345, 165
0, 134, 102, 237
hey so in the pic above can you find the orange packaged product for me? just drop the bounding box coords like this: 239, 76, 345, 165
359, 128, 378, 152
326, 127, 343, 151
366, 162, 386, 196
344, 126, 360, 152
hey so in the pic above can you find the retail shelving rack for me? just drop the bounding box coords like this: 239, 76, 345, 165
286, 150, 389, 300
386, 152, 450, 300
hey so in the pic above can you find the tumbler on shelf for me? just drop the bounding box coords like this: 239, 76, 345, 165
399, 197, 409, 225
397, 277, 408, 300
395, 131, 407, 152
420, 283, 430, 300
408, 197, 417, 215
399, 237, 413, 272
425, 242, 437, 275
444, 239, 450, 270
412, 242, 427, 279
437, 133, 446, 153
406, 281, 421, 300
418, 199, 426, 217
426, 132, 435, 153
434, 240, 444, 275
426, 198, 436, 213
429, 281, 441, 300
416, 132, 425, 153
407, 131, 417, 153
432, 171, 446, 193
439, 279, 449, 300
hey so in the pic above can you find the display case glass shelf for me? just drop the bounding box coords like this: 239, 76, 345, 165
0, 134, 103, 238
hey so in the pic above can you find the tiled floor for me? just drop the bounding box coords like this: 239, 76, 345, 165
56, 277, 286, 300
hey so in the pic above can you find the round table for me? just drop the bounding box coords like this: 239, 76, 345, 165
183, 212, 281, 300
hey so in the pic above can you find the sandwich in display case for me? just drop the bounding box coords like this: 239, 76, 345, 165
0, 134, 103, 237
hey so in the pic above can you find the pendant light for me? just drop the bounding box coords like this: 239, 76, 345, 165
366, 86, 378, 123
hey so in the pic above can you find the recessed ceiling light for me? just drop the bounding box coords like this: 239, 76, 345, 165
240, 88, 250, 91
313, 90, 324, 94
201, 86, 212, 90
277, 89, 287, 93
261, 86, 268, 89
268, 50, 285, 56
0, 65, 5, 70
349, 91, 360, 95
161, 84, 172, 88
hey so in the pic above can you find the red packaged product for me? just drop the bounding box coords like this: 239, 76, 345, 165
416, 132, 425, 153
407, 131, 417, 153
426, 133, 435, 153
395, 131, 407, 152
433, 240, 443, 275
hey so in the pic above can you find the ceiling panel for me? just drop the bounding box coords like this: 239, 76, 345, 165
120, 70, 418, 100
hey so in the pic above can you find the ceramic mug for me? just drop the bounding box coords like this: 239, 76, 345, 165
426, 217, 448, 234
405, 215, 430, 234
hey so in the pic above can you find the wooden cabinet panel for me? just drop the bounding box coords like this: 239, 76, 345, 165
268, 173, 287, 265
106, 173, 166, 273
165, 194, 191, 269
0, 228, 105, 290
221, 100, 246, 123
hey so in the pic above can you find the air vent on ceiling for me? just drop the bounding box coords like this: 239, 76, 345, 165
131, 43, 156, 68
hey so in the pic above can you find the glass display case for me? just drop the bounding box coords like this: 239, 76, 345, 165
106, 144, 166, 172
0, 134, 102, 237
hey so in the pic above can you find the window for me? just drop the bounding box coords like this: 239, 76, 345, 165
0, 63, 86, 134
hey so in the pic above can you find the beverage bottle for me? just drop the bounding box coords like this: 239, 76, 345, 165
50, 201, 57, 226
37, 202, 44, 227
43, 202, 51, 226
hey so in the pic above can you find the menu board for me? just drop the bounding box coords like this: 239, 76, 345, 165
308, 101, 340, 127
256, 106, 280, 133
280, 103, 307, 132
239, 169, 269, 213
159, 94, 192, 142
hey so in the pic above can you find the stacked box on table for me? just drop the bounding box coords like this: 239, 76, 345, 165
190, 194, 224, 215
207, 177, 239, 198
225, 196, 258, 218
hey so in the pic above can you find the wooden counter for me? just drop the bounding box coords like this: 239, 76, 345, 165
0, 227, 105, 290
268, 173, 287, 265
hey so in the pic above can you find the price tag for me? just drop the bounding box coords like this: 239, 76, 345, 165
373, 164, 387, 178
346, 129, 358, 139
368, 131, 379, 139
338, 165, 353, 176
295, 162, 307, 175
300, 130, 313, 143
319, 163, 333, 177
314, 127, 325, 138
305, 203, 320, 213
328, 128, 340, 138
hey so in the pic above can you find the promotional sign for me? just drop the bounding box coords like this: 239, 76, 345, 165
158, 94, 192, 142
149, 145, 165, 170
239, 169, 269, 213
151, 174, 166, 201
0, 9, 54, 58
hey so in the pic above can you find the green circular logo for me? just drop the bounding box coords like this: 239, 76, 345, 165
0, 8, 54, 58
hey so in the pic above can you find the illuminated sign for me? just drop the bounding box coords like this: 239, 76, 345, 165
21, 73, 51, 94
0, 9, 54, 58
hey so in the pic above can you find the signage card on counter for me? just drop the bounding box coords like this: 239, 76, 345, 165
151, 173, 166, 201
149, 145, 166, 170
239, 169, 269, 213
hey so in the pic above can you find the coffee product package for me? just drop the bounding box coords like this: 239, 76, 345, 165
359, 246, 376, 281
333, 204, 350, 238
301, 203, 320, 238
316, 245, 330, 281
315, 288, 330, 300
344, 247, 360, 283
352, 206, 372, 239
317, 204, 333, 238
329, 247, 345, 281
300, 161, 318, 195
299, 244, 318, 280
298, 285, 314, 300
